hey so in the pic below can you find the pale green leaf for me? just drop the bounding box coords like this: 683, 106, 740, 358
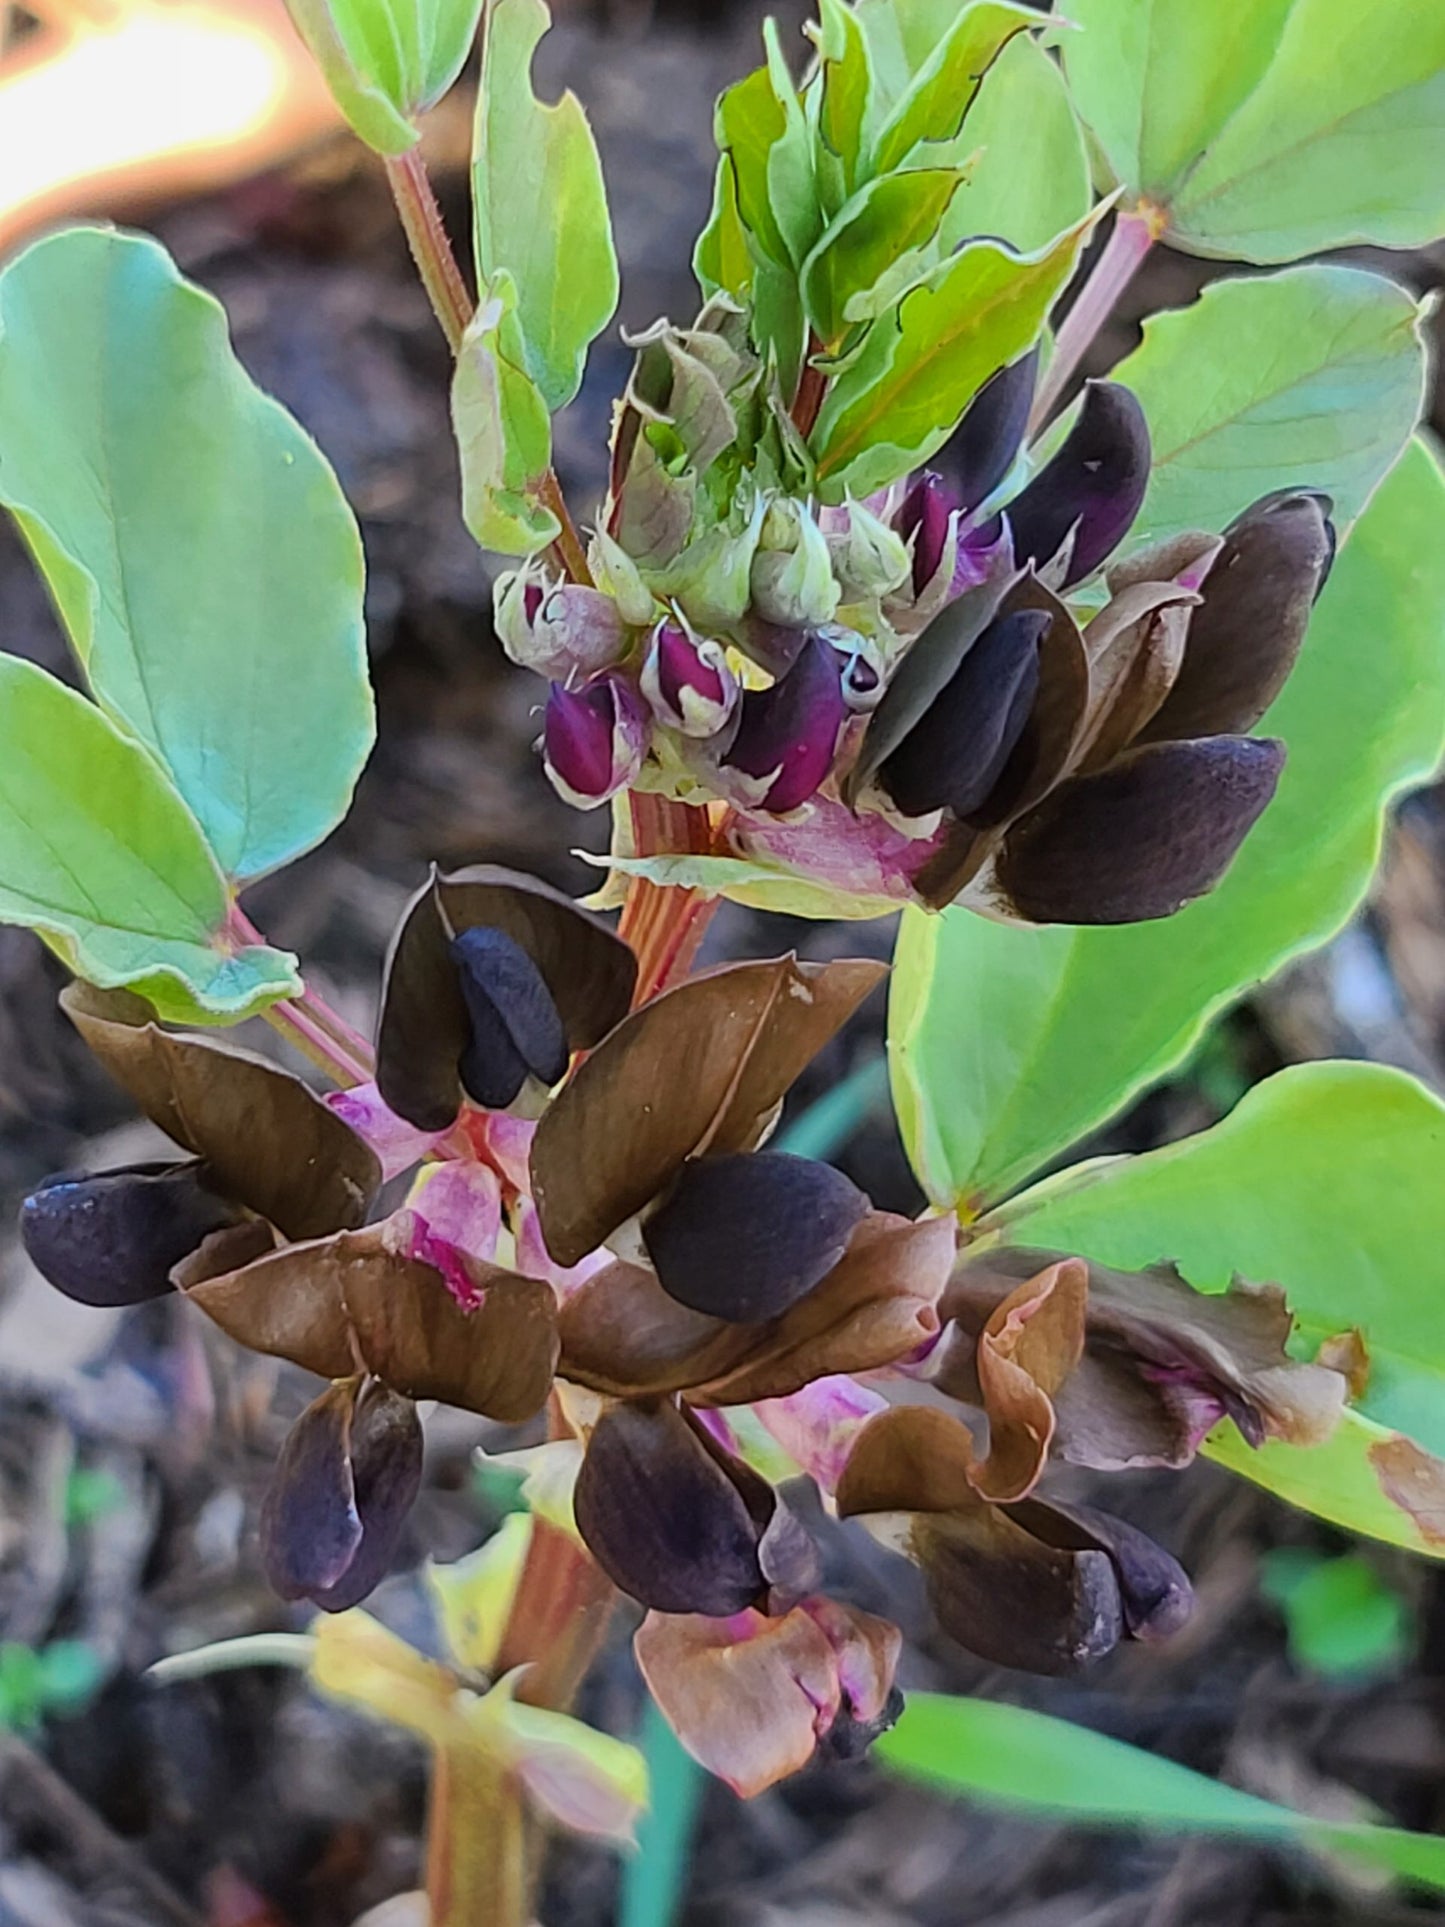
881, 1693, 1445, 1891
473, 0, 618, 412
286, 0, 483, 150
889, 436, 1445, 1210
870, 1, 1043, 175
762, 19, 822, 270
811, 212, 1095, 498
0, 655, 299, 1021
715, 64, 791, 268
1261, 1550, 1409, 1677
694, 158, 753, 303
1063, 0, 1445, 261
812, 0, 876, 205
936, 35, 1092, 255
0, 228, 374, 885
1120, 267, 1428, 550
801, 168, 965, 347
452, 274, 561, 557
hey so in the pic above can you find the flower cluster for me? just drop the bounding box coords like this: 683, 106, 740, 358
496, 318, 1335, 926
20, 871, 1354, 1793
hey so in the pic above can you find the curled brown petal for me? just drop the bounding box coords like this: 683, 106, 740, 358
61, 983, 380, 1240
532, 954, 885, 1267
557, 1212, 953, 1405
376, 865, 637, 1132
180, 1217, 559, 1423
970, 1258, 1087, 1503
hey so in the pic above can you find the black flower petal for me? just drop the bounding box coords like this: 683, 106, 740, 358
20, 1160, 243, 1307
452, 925, 570, 1109
1007, 382, 1150, 589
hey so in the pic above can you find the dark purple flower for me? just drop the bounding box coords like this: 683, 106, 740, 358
20, 1160, 245, 1307
543, 671, 649, 809
1006, 381, 1150, 589
641, 620, 739, 737
722, 634, 848, 813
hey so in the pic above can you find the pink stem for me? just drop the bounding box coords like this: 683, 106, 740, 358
223, 901, 374, 1086
1028, 203, 1164, 438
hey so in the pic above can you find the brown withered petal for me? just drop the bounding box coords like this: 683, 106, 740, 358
61, 984, 380, 1240
947, 1247, 1347, 1469
574, 1400, 769, 1616
994, 735, 1286, 924
642, 1152, 869, 1323
261, 1378, 424, 1612
557, 1211, 953, 1405
1075, 581, 1197, 775
913, 577, 1090, 910
1138, 490, 1335, 744
844, 573, 1018, 808
376, 865, 637, 1132
970, 1258, 1087, 1504
20, 1160, 245, 1308
1011, 1497, 1195, 1642
634, 1597, 901, 1798
180, 1218, 559, 1423
836, 1406, 1121, 1674
531, 955, 885, 1268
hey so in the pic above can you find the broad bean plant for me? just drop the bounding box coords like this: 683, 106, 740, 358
6, 0, 1445, 1914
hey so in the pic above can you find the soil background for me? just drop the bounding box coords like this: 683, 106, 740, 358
3, 3, 1445, 1922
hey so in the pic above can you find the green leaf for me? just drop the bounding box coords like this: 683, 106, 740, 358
762, 19, 822, 270
452, 273, 561, 557
880, 1693, 1445, 1892
870, 1, 1042, 174
286, 0, 483, 151
0, 227, 373, 885
0, 655, 298, 1021
801, 168, 965, 347
811, 213, 1095, 499
1062, 0, 1445, 262
936, 35, 1092, 255
888, 436, 1445, 1210
715, 64, 791, 268
1120, 266, 1428, 550
1261, 1550, 1410, 1678
812, 0, 876, 208
695, 158, 753, 303
473, 0, 619, 412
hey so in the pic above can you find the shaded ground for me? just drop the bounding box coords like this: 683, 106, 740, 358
2, 5, 1445, 1921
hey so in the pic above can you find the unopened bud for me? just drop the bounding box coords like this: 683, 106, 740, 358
495, 567, 628, 681
749, 498, 842, 629
641, 619, 740, 737
543, 672, 649, 809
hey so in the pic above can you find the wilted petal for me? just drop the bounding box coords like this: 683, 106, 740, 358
940, 350, 1038, 518
474, 1680, 650, 1845
643, 1152, 870, 1322
995, 735, 1286, 924
970, 1258, 1087, 1504
1011, 1497, 1195, 1641
751, 1376, 888, 1496
325, 1083, 448, 1183
181, 1218, 560, 1424
405, 1159, 503, 1305
946, 1248, 1348, 1468
879, 609, 1047, 821
722, 634, 848, 813
544, 671, 649, 810
531, 953, 884, 1268
260, 1378, 423, 1612
61, 983, 380, 1240
20, 1160, 243, 1308
376, 866, 636, 1134
634, 1595, 901, 1797
1075, 577, 1200, 775
1139, 489, 1336, 743
573, 1399, 770, 1615
558, 1211, 952, 1406
641, 620, 740, 737
734, 792, 944, 905
1007, 382, 1150, 589
452, 926, 569, 1110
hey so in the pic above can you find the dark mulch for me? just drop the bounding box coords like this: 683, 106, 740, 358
2, 4, 1445, 1921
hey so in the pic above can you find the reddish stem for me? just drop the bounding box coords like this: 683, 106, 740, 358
790, 329, 828, 439
1028, 201, 1166, 437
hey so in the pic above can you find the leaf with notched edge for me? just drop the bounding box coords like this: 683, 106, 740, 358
178, 1218, 559, 1423
557, 1210, 954, 1405
61, 983, 380, 1240
376, 864, 637, 1133
532, 954, 885, 1268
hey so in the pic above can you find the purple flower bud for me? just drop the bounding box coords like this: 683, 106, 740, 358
495, 569, 629, 682
543, 672, 649, 810
641, 620, 740, 737
1007, 381, 1150, 589
896, 471, 962, 596
942, 350, 1038, 518
21, 1160, 244, 1307
721, 633, 848, 814
951, 512, 1014, 598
